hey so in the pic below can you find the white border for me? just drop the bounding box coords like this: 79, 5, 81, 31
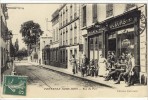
1, 98, 148, 100
1, 0, 148, 3
1, 0, 148, 100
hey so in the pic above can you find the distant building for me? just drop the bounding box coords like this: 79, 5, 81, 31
50, 9, 60, 67
40, 33, 52, 65
58, 4, 82, 68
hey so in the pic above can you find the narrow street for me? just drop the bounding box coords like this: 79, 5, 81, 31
14, 60, 108, 89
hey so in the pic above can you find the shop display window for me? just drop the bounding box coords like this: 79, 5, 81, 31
117, 31, 134, 58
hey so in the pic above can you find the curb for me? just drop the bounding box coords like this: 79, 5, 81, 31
29, 62, 115, 88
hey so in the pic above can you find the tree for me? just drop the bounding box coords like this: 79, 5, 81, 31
15, 48, 28, 60
10, 40, 15, 57
20, 20, 43, 55
15, 39, 19, 52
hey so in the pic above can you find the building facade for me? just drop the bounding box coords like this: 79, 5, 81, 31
50, 9, 60, 67
80, 4, 147, 84
58, 4, 82, 69
40, 33, 52, 65
1, 4, 9, 72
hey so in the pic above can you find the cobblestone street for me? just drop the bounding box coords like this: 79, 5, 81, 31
15, 61, 107, 89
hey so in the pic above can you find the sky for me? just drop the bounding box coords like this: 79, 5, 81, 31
7, 4, 59, 49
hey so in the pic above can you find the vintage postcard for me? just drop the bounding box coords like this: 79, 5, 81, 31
0, 3, 147, 98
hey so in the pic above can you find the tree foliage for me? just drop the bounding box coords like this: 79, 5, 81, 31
15, 39, 19, 52
10, 40, 16, 57
15, 48, 28, 58
20, 20, 43, 45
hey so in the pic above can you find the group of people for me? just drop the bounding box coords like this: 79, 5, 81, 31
105, 51, 137, 87
69, 51, 137, 87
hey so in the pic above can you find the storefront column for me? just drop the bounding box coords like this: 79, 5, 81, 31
102, 31, 105, 57
134, 16, 140, 83
87, 37, 90, 59
93, 37, 95, 60
85, 37, 88, 57
116, 32, 118, 59
134, 17, 140, 67
105, 32, 108, 58
97, 36, 99, 60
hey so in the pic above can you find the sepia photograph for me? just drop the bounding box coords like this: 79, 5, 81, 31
0, 3, 147, 98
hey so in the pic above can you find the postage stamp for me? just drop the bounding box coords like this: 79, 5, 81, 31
3, 75, 27, 96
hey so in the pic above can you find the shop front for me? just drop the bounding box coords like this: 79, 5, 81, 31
87, 9, 141, 80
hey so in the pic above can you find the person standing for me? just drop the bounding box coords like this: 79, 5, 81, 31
69, 54, 77, 74
125, 53, 136, 87
98, 54, 108, 77
82, 54, 89, 76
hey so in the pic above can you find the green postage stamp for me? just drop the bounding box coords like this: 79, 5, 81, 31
3, 75, 27, 96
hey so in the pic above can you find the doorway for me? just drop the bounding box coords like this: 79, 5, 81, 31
108, 38, 116, 52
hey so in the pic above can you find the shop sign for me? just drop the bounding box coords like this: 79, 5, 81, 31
138, 12, 146, 35
88, 28, 104, 36
109, 17, 134, 30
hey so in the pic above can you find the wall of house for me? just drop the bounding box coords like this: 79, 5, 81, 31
0, 4, 8, 70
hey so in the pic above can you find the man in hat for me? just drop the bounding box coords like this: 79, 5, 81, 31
82, 54, 89, 76
69, 54, 77, 74
115, 52, 133, 84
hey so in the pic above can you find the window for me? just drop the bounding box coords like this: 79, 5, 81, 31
98, 35, 102, 49
56, 27, 58, 41
61, 12, 62, 27
106, 4, 113, 17
74, 4, 77, 19
90, 38, 93, 50
63, 9, 65, 25
95, 38, 98, 50
74, 23, 77, 44
65, 6, 68, 24
63, 30, 65, 45
66, 50, 67, 62
82, 6, 86, 27
92, 4, 97, 23
60, 50, 62, 62
125, 4, 136, 11
74, 49, 77, 58
60, 32, 62, 45
70, 4, 73, 21
53, 29, 55, 41
66, 27, 68, 45
70, 25, 73, 45
63, 50, 65, 62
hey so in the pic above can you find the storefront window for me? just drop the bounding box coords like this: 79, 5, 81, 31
90, 38, 93, 50
98, 35, 102, 49
117, 31, 134, 58
95, 38, 98, 50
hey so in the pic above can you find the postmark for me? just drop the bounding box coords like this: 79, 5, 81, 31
3, 75, 27, 96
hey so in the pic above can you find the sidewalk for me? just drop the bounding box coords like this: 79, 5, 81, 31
1, 62, 16, 83
1, 67, 12, 83
27, 62, 147, 89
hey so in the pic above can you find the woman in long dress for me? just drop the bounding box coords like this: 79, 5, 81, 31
98, 55, 108, 77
